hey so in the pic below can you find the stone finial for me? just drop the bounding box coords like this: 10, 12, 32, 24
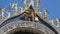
36, 0, 40, 2
43, 9, 48, 20
44, 9, 48, 16
23, 0, 27, 9
35, 0, 40, 11
56, 18, 60, 30
38, 11, 42, 16
6, 11, 11, 19
50, 20, 54, 26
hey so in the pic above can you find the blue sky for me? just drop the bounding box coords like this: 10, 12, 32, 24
0, 0, 60, 25
40, 0, 60, 20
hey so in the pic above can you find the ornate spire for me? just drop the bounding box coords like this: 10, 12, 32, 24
44, 9, 48, 16
19, 7, 23, 13
38, 11, 42, 16
0, 8, 4, 17
29, 0, 34, 6
56, 18, 60, 30
23, 0, 27, 9
43, 9, 48, 20
36, 0, 40, 11
12, 3, 18, 12
1, 8, 4, 19
6, 11, 10, 19
36, 0, 40, 2
50, 20, 54, 26
11, 3, 19, 16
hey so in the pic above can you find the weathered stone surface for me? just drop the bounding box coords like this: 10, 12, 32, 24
0, 20, 55, 34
